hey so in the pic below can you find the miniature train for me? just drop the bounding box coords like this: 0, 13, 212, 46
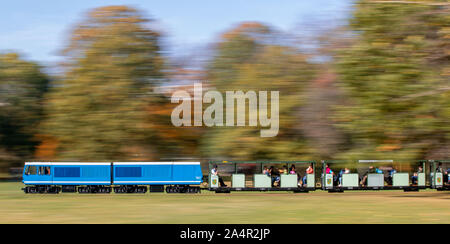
21, 160, 449, 194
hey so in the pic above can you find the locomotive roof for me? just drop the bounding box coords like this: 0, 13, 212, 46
24, 162, 201, 165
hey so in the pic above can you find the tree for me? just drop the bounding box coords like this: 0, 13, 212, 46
207, 22, 271, 92
42, 6, 164, 161
0, 53, 49, 168
202, 23, 317, 160
335, 0, 449, 161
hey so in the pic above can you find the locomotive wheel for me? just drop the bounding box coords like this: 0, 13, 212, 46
47, 187, 60, 194
24, 186, 38, 194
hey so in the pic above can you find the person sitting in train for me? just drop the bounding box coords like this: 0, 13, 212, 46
338, 168, 350, 186
338, 169, 345, 186
411, 166, 423, 185
269, 166, 280, 187
325, 164, 339, 186
275, 166, 288, 186
444, 168, 449, 185
386, 168, 397, 185
436, 163, 443, 173
263, 166, 270, 177
289, 165, 296, 175
302, 164, 314, 187
211, 165, 227, 187
361, 166, 375, 187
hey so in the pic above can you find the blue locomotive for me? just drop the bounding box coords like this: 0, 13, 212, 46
22, 162, 203, 194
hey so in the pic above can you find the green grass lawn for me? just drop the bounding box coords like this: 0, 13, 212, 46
0, 182, 449, 223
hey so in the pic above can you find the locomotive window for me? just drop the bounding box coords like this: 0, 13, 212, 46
54, 167, 81, 177
25, 166, 37, 175
116, 167, 142, 177
38, 166, 51, 175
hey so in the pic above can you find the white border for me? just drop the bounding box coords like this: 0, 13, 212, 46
25, 162, 111, 166
23, 181, 111, 184
24, 162, 201, 166
114, 181, 201, 183
113, 162, 200, 165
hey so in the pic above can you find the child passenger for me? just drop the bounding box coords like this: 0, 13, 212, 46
289, 165, 296, 175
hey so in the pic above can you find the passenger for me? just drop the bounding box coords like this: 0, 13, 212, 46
269, 166, 280, 187
411, 166, 423, 185
289, 165, 296, 175
361, 166, 375, 187
436, 163, 443, 173
446, 168, 450, 184
263, 166, 269, 177
275, 166, 288, 186
338, 168, 348, 186
211, 165, 227, 187
345, 168, 350, 174
375, 167, 383, 174
302, 164, 314, 187
444, 168, 450, 185
411, 172, 418, 185
417, 166, 423, 173
386, 168, 397, 186
338, 169, 344, 185
325, 164, 338, 185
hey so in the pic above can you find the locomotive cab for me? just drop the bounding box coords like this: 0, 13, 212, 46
22, 163, 59, 193
23, 164, 52, 184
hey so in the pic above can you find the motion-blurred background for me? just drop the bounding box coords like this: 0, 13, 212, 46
0, 0, 448, 178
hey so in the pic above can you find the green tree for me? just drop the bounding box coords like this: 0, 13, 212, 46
43, 6, 164, 161
202, 23, 317, 160
335, 0, 449, 161
0, 53, 49, 168
207, 22, 271, 92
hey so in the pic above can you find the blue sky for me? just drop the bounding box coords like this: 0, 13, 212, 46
0, 0, 353, 64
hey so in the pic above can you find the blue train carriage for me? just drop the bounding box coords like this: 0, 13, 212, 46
22, 162, 112, 194
112, 162, 203, 193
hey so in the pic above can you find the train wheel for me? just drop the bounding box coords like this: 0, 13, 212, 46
38, 186, 46, 194
47, 187, 60, 194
